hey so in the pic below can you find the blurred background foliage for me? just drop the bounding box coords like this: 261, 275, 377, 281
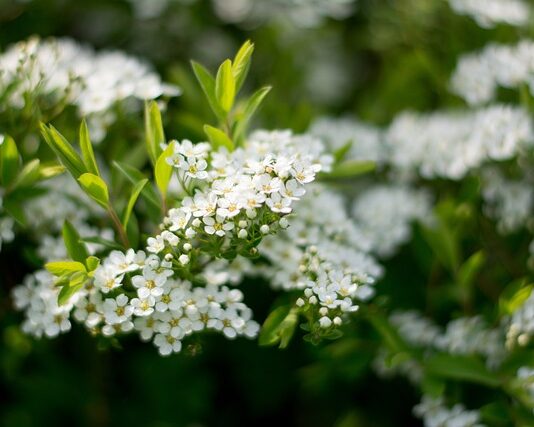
1, 0, 533, 426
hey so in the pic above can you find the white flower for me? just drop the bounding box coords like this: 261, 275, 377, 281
216, 193, 243, 218
167, 209, 191, 231
290, 161, 316, 184
253, 174, 282, 194
177, 139, 210, 159
107, 249, 139, 274
130, 296, 156, 316
266, 193, 292, 213
280, 179, 305, 200
147, 235, 165, 253
132, 270, 166, 299
103, 294, 133, 325
203, 215, 235, 236
94, 267, 124, 293
182, 157, 209, 180
153, 333, 182, 356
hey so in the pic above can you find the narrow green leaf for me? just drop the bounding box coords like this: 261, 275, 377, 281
45, 261, 87, 276
233, 86, 271, 143
78, 173, 109, 209
232, 40, 254, 92
79, 119, 100, 176
0, 135, 20, 186
58, 271, 87, 306
366, 310, 409, 353
80, 236, 124, 251
421, 220, 460, 274
122, 178, 149, 229
215, 59, 236, 113
38, 164, 65, 180
203, 125, 234, 151
145, 101, 165, 165
112, 161, 161, 213
321, 160, 376, 180
499, 280, 533, 315
62, 220, 89, 263
333, 140, 353, 164
259, 305, 298, 348
458, 250, 485, 290
154, 143, 174, 201
191, 61, 225, 120
3, 197, 26, 226
425, 353, 501, 388
125, 211, 140, 249
10, 159, 40, 190
40, 124, 86, 179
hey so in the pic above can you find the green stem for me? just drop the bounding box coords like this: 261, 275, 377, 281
108, 207, 130, 249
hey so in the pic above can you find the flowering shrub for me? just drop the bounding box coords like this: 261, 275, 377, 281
3, 1, 534, 426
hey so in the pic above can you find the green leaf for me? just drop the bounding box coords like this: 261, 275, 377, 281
125, 211, 140, 249
40, 124, 86, 179
79, 119, 100, 176
58, 271, 87, 306
154, 143, 174, 201
215, 59, 236, 113
233, 86, 271, 143
499, 280, 533, 316
85, 256, 100, 272
2, 197, 26, 226
420, 220, 460, 274
62, 220, 89, 263
232, 40, 254, 93
259, 305, 298, 349
78, 173, 109, 209
38, 164, 65, 180
10, 159, 40, 190
425, 353, 501, 387
191, 60, 225, 120
322, 160, 376, 180
333, 140, 353, 164
458, 250, 485, 288
112, 161, 161, 214
145, 101, 165, 165
365, 310, 409, 353
45, 261, 87, 276
122, 178, 149, 229
203, 125, 234, 151
0, 135, 20, 186
80, 236, 124, 251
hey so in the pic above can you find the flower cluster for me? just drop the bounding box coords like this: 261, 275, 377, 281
13, 253, 259, 355
352, 184, 432, 257
153, 130, 326, 253
12, 270, 73, 338
447, 0, 530, 29
211, 0, 355, 28
375, 311, 507, 382
481, 168, 534, 234
413, 396, 485, 427
451, 41, 534, 106
0, 36, 179, 140
12, 129, 338, 354
386, 105, 533, 180
259, 185, 381, 334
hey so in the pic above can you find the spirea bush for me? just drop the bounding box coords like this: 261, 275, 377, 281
2, 1, 534, 426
